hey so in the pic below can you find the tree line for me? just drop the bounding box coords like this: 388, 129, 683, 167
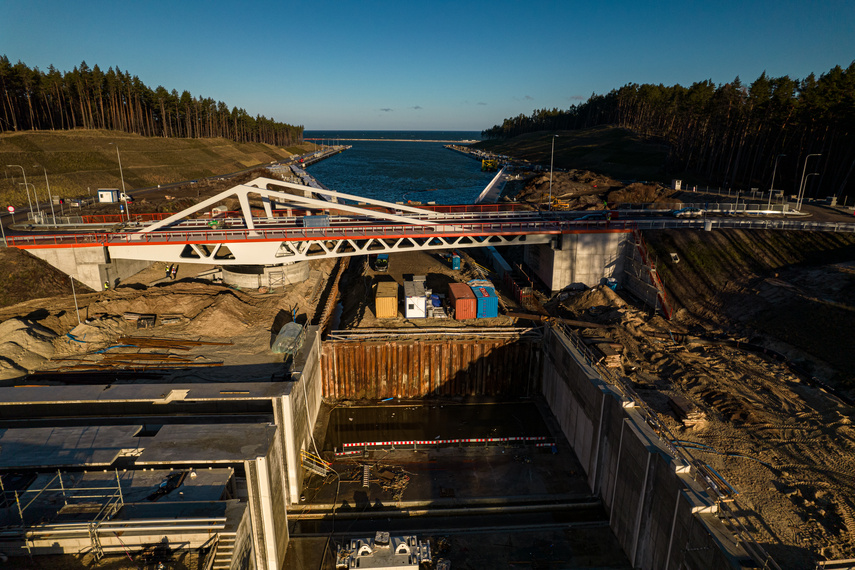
0, 57, 303, 146
483, 63, 855, 198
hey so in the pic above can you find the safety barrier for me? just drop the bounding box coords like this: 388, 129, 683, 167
335, 436, 551, 456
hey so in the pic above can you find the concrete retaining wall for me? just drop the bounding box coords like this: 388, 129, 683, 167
525, 231, 629, 291
279, 326, 323, 505
542, 327, 756, 569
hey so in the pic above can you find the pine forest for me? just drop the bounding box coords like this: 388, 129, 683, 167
483, 63, 855, 199
0, 57, 303, 147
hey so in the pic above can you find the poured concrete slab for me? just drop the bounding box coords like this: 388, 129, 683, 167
137, 423, 276, 464
0, 381, 292, 405
0, 425, 142, 468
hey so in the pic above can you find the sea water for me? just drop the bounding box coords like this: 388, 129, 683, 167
303, 130, 490, 205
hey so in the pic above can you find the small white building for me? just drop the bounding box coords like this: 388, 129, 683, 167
97, 188, 120, 203
404, 281, 426, 319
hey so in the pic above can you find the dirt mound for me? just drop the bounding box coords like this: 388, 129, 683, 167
183, 292, 259, 337
513, 170, 623, 208
0, 317, 58, 379
606, 181, 676, 204
0, 248, 93, 308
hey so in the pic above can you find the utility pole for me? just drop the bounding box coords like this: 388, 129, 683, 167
548, 135, 558, 211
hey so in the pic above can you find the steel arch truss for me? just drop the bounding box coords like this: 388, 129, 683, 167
140, 176, 446, 234
107, 233, 552, 266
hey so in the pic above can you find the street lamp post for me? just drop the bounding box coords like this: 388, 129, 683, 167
19, 182, 40, 223
109, 143, 130, 223
796, 153, 821, 211
40, 166, 57, 225
804, 172, 820, 201
767, 154, 785, 210
7, 164, 36, 217
548, 135, 558, 211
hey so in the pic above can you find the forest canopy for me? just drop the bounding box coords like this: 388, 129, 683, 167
483, 63, 855, 198
0, 57, 303, 147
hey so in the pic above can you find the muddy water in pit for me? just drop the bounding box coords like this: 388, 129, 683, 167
324, 401, 551, 451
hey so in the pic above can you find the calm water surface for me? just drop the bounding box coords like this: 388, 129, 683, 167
304, 130, 491, 205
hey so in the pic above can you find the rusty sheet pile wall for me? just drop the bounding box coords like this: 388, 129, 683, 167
322, 331, 541, 399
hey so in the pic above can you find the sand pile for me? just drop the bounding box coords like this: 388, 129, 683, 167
0, 318, 59, 379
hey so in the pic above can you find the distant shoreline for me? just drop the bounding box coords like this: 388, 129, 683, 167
305, 138, 478, 143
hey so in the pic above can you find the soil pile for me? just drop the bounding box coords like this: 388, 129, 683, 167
0, 248, 92, 307
510, 170, 678, 209
0, 317, 58, 379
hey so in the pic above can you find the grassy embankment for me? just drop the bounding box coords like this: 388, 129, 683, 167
645, 229, 855, 386
0, 129, 318, 207
472, 125, 670, 182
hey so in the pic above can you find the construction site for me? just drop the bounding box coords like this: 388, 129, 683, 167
0, 162, 854, 570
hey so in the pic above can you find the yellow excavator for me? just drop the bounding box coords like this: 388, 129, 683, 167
481, 158, 499, 172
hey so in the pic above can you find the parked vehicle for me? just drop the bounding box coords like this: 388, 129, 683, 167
372, 254, 389, 272
672, 207, 705, 218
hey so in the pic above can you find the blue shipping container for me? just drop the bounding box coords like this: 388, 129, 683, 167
471, 286, 499, 318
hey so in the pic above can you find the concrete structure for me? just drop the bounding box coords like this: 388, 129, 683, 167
221, 261, 310, 289
0, 326, 326, 569
26, 245, 151, 290
525, 230, 630, 290
337, 533, 432, 569
540, 325, 768, 569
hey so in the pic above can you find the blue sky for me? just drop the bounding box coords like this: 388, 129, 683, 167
2, 0, 853, 131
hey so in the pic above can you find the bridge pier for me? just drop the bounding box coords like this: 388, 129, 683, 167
524, 230, 630, 291
221, 262, 311, 289
26, 246, 152, 290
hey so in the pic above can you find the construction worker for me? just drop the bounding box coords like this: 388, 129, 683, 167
166, 264, 173, 279
103, 281, 109, 290
171, 264, 178, 280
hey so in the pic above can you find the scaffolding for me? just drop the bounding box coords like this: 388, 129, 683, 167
0, 469, 230, 560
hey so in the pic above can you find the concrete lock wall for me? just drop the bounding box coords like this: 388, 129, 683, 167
280, 326, 324, 504
222, 262, 310, 289
542, 327, 755, 569
525, 231, 630, 291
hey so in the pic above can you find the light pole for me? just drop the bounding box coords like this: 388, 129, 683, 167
7, 164, 35, 217
19, 183, 38, 223
109, 143, 130, 222
767, 154, 785, 210
804, 172, 820, 201
39, 166, 57, 225
796, 153, 821, 211
548, 135, 558, 211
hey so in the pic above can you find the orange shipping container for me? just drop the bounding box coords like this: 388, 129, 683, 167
448, 282, 477, 320
375, 282, 399, 319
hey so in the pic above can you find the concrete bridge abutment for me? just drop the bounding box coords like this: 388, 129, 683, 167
524, 230, 630, 291
26, 246, 152, 290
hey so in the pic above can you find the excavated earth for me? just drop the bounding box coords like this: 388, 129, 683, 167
1, 216, 854, 568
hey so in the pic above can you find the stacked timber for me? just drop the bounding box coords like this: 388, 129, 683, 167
595, 343, 622, 368
668, 395, 706, 426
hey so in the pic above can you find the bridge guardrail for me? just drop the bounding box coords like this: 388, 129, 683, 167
5, 217, 854, 248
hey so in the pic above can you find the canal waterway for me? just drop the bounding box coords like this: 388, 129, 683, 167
304, 130, 491, 204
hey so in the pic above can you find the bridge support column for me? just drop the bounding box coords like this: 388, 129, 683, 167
26, 247, 152, 290
524, 231, 630, 291
221, 262, 311, 290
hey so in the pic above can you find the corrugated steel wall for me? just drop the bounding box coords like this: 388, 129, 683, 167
322, 337, 541, 399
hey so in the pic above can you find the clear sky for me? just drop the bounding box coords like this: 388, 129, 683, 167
2, 0, 853, 131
